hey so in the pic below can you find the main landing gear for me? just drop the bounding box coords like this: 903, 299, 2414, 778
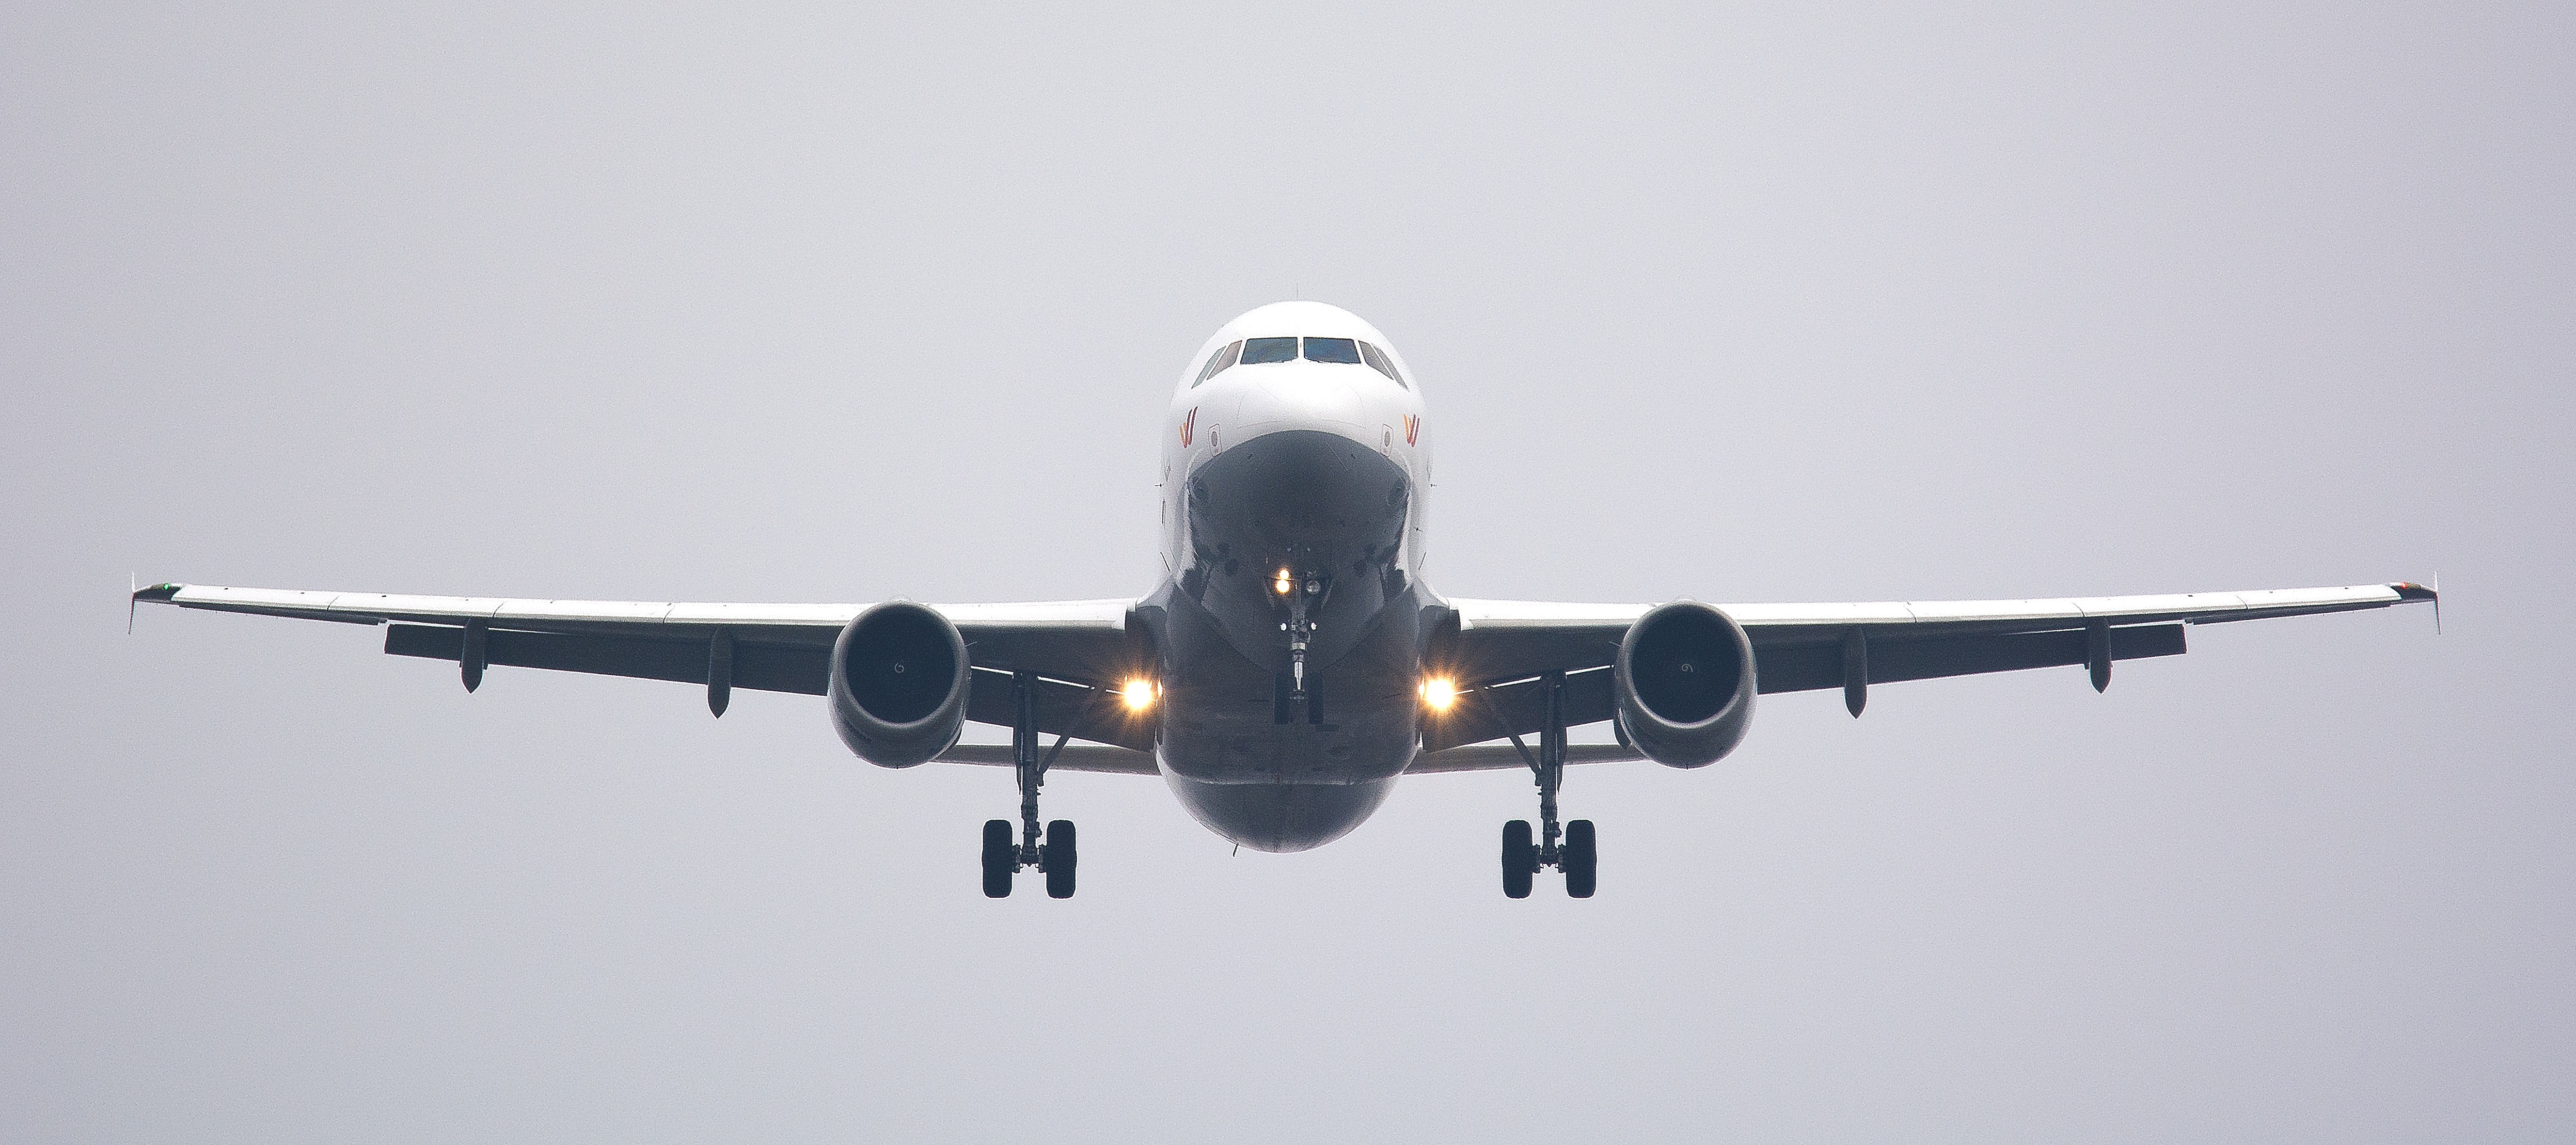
1497, 671, 1596, 899
983, 671, 1078, 899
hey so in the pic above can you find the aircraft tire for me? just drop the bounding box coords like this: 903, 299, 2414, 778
1564, 819, 1597, 898
1043, 819, 1078, 899
982, 819, 1015, 898
1501, 820, 1535, 899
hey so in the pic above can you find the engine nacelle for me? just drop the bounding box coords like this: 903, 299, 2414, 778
828, 601, 970, 768
1613, 601, 1757, 768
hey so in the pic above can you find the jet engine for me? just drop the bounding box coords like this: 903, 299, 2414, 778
1613, 601, 1757, 768
828, 601, 970, 768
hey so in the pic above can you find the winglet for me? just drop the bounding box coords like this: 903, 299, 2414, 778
129, 579, 181, 632
2392, 580, 2439, 634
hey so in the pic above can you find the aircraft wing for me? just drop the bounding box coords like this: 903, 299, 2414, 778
130, 583, 1153, 749
137, 580, 2436, 762
1426, 582, 2436, 750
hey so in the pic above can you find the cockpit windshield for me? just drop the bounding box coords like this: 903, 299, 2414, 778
1240, 337, 1299, 365
1197, 334, 1408, 388
1193, 340, 1241, 386
1301, 337, 1362, 365
1357, 341, 1404, 387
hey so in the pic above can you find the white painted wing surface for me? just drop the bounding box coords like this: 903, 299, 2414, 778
1448, 582, 2433, 637
133, 583, 1131, 643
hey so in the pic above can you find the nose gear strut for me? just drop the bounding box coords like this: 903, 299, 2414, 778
1277, 569, 1326, 724
1288, 575, 1320, 698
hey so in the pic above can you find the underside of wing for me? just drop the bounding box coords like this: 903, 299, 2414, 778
133, 583, 1150, 749
933, 743, 1162, 775
1407, 742, 1641, 774
1427, 582, 2434, 748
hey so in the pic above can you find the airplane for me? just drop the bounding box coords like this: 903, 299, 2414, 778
131, 301, 2437, 899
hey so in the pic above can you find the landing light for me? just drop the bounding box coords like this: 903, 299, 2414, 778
1419, 676, 1458, 713
1274, 570, 1294, 595
1122, 677, 1158, 712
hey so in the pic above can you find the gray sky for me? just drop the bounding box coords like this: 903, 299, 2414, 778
7, 3, 2571, 1141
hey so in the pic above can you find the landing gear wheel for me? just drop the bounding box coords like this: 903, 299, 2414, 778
1500, 671, 1590, 900
1563, 819, 1597, 898
1043, 819, 1078, 899
981, 819, 1015, 898
1501, 820, 1535, 899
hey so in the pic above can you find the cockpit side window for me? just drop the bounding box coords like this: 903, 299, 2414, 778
1194, 340, 1242, 386
1240, 336, 1299, 365
1358, 341, 1405, 387
1302, 337, 1362, 365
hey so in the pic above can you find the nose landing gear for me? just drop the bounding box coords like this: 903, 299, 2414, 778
1277, 566, 1326, 725
982, 671, 1082, 899
1493, 670, 1597, 899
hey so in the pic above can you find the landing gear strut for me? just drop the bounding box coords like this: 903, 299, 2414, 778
1275, 564, 1325, 726
1496, 670, 1596, 898
982, 671, 1078, 899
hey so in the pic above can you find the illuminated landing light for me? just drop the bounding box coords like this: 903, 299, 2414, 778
1419, 676, 1458, 713
1274, 570, 1294, 595
1122, 677, 1159, 712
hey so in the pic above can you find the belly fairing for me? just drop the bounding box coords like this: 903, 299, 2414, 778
1142, 426, 1436, 851
1152, 579, 1427, 786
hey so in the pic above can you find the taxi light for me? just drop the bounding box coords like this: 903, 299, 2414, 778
1122, 677, 1158, 712
1419, 676, 1458, 713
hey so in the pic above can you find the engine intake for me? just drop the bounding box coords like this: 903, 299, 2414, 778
829, 601, 970, 767
1613, 601, 1757, 768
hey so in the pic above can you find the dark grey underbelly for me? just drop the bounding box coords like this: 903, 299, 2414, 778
1143, 428, 1433, 850
1151, 576, 1428, 785
1159, 772, 1396, 854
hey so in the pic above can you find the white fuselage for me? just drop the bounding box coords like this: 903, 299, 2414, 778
1160, 302, 1432, 583
1144, 302, 1439, 851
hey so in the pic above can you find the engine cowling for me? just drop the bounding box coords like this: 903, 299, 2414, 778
1613, 601, 1757, 768
828, 601, 970, 768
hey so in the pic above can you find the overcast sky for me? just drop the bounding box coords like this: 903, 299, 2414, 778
7, 3, 2572, 1141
